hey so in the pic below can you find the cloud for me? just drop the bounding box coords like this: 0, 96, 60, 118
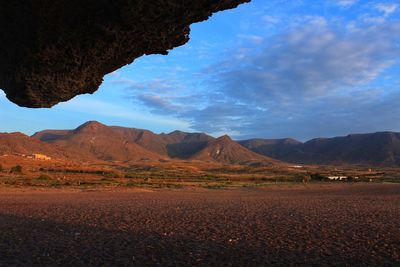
181, 101, 259, 135
262, 15, 280, 24
136, 95, 182, 113
215, 22, 400, 105
361, 15, 386, 24
335, 0, 358, 7
125, 20, 400, 140
237, 34, 265, 44
58, 96, 190, 130
375, 3, 398, 16
206, 22, 400, 138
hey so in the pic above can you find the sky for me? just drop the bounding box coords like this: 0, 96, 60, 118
1, 0, 400, 141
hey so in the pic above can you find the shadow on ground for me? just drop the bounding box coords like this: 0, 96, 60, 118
0, 213, 397, 266
0, 214, 262, 266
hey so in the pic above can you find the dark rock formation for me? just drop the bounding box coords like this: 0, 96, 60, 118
0, 0, 249, 108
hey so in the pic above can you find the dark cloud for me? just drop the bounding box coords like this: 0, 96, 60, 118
217, 22, 400, 102
136, 95, 179, 114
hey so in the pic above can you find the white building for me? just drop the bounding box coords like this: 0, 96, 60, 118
327, 176, 347, 181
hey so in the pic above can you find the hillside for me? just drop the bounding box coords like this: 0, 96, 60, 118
33, 121, 164, 163
191, 135, 278, 165
162, 131, 215, 159
0, 132, 75, 159
240, 132, 400, 166
33, 122, 217, 161
32, 121, 279, 165
20, 121, 400, 166
238, 138, 302, 159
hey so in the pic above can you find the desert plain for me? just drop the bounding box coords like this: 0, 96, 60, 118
0, 183, 398, 266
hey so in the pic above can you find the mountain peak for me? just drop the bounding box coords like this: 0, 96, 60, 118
74, 121, 107, 133
190, 133, 277, 164
81, 120, 104, 127
216, 134, 232, 142
167, 130, 187, 138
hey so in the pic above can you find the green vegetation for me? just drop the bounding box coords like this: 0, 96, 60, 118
102, 171, 121, 179
37, 174, 52, 181
202, 184, 226, 189
310, 173, 326, 181
10, 165, 22, 174
50, 181, 61, 187
0, 162, 398, 189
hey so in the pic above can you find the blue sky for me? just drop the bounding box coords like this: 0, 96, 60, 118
1, 0, 400, 141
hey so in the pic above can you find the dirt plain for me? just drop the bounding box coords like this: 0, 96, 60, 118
0, 184, 399, 266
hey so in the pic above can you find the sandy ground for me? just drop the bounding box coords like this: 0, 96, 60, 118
0, 184, 399, 266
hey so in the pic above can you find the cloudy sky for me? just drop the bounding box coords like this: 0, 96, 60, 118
1, 0, 400, 141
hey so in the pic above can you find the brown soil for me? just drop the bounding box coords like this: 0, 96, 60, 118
0, 184, 399, 266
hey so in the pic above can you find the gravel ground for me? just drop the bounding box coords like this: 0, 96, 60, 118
0, 184, 399, 266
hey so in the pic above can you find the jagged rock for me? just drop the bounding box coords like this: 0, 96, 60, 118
0, 0, 249, 108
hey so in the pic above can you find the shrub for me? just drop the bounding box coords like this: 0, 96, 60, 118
10, 165, 22, 174
37, 174, 52, 181
202, 174, 217, 180
50, 181, 61, 187
310, 173, 326, 181
103, 172, 121, 179
0, 164, 3, 172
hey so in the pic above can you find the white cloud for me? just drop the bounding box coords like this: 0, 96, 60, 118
361, 15, 386, 24
136, 22, 400, 139
237, 34, 265, 44
375, 3, 398, 16
219, 22, 400, 104
122, 20, 400, 139
58, 96, 190, 130
262, 15, 280, 24
335, 0, 358, 7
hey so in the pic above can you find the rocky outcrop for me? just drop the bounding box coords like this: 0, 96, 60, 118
0, 0, 249, 107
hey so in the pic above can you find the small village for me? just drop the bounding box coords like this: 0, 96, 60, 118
7, 153, 52, 161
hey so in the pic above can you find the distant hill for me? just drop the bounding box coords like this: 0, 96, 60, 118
238, 138, 302, 160
7, 121, 399, 166
33, 121, 216, 161
0, 132, 76, 159
31, 121, 277, 165
32, 121, 164, 163
190, 135, 278, 165
239, 132, 400, 166
162, 131, 215, 159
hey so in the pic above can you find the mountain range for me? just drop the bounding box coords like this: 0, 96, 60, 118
1, 121, 400, 166
29, 121, 275, 165
239, 132, 400, 166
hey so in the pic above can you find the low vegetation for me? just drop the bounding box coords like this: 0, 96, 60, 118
37, 174, 52, 181
0, 160, 398, 189
10, 165, 22, 174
